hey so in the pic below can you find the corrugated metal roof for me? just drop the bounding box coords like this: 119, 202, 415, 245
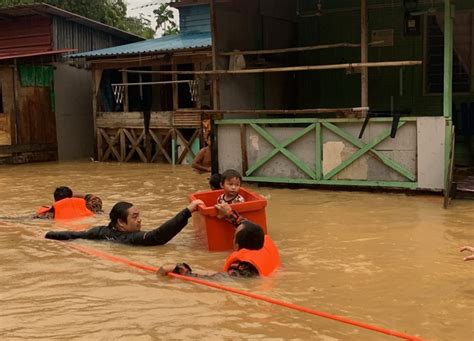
0, 3, 142, 42
70, 32, 211, 58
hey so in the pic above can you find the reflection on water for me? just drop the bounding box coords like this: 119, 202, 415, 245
0, 161, 473, 340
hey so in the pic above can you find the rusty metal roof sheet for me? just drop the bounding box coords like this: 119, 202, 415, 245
0, 3, 142, 42
0, 48, 76, 61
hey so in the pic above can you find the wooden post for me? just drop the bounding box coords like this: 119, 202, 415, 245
240, 124, 248, 174
210, 0, 219, 111
97, 128, 103, 161
210, 0, 219, 174
122, 71, 129, 112
443, 0, 455, 204
10, 64, 18, 146
171, 129, 176, 165
443, 0, 454, 119
91, 69, 101, 160
361, 0, 368, 117
145, 131, 152, 163
120, 128, 126, 162
172, 64, 178, 111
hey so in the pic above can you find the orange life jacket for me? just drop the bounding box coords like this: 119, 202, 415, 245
223, 235, 280, 276
36, 205, 52, 216
51, 197, 93, 220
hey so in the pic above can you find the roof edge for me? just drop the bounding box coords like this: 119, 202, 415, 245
0, 3, 144, 42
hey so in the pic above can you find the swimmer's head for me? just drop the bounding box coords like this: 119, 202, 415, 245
234, 220, 264, 251
208, 173, 221, 190
54, 186, 73, 202
108, 201, 141, 232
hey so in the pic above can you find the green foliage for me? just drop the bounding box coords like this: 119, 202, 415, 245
0, 0, 156, 39
122, 15, 155, 40
153, 3, 179, 36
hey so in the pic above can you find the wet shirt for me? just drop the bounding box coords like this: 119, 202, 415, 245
216, 193, 245, 205
45, 208, 192, 246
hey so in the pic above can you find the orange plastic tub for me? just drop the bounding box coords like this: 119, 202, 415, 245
188, 187, 268, 251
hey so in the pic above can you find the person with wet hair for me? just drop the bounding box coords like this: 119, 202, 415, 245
53, 186, 73, 201
45, 199, 204, 246
159, 203, 280, 278
208, 173, 221, 190
35, 186, 103, 219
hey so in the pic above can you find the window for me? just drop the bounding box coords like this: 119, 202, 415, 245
99, 69, 123, 112
425, 12, 472, 94
127, 67, 152, 112
151, 65, 173, 111
178, 63, 194, 109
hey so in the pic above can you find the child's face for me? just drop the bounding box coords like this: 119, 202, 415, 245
221, 177, 241, 197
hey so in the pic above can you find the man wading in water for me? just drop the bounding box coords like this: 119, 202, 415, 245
45, 200, 203, 246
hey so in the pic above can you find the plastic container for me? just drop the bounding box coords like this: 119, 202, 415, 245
188, 187, 268, 251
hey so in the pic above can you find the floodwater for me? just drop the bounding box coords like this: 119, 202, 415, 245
0, 161, 473, 341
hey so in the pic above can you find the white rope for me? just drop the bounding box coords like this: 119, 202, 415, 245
112, 85, 125, 104
189, 80, 199, 102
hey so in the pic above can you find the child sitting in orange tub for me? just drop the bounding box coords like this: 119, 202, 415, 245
216, 169, 246, 204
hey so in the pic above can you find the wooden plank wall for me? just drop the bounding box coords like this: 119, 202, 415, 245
0, 67, 13, 145
16, 86, 56, 145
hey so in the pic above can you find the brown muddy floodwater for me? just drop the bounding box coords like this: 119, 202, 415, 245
0, 161, 473, 341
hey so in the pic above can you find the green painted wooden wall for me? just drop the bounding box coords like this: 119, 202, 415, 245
296, 0, 474, 116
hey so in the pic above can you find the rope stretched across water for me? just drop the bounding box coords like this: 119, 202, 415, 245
62, 242, 423, 340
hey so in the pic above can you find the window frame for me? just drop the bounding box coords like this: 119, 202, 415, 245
423, 9, 474, 96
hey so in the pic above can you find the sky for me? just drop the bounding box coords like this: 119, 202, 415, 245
126, 0, 179, 37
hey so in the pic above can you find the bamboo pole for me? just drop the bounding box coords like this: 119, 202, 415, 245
118, 60, 422, 76
111, 80, 191, 86
219, 41, 384, 56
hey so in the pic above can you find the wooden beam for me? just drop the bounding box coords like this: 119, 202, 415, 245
0, 143, 57, 154
88, 52, 211, 69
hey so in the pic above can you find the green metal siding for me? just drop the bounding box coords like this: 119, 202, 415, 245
179, 4, 210, 33
296, 0, 474, 116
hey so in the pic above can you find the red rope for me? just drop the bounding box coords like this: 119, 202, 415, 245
64, 242, 423, 341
